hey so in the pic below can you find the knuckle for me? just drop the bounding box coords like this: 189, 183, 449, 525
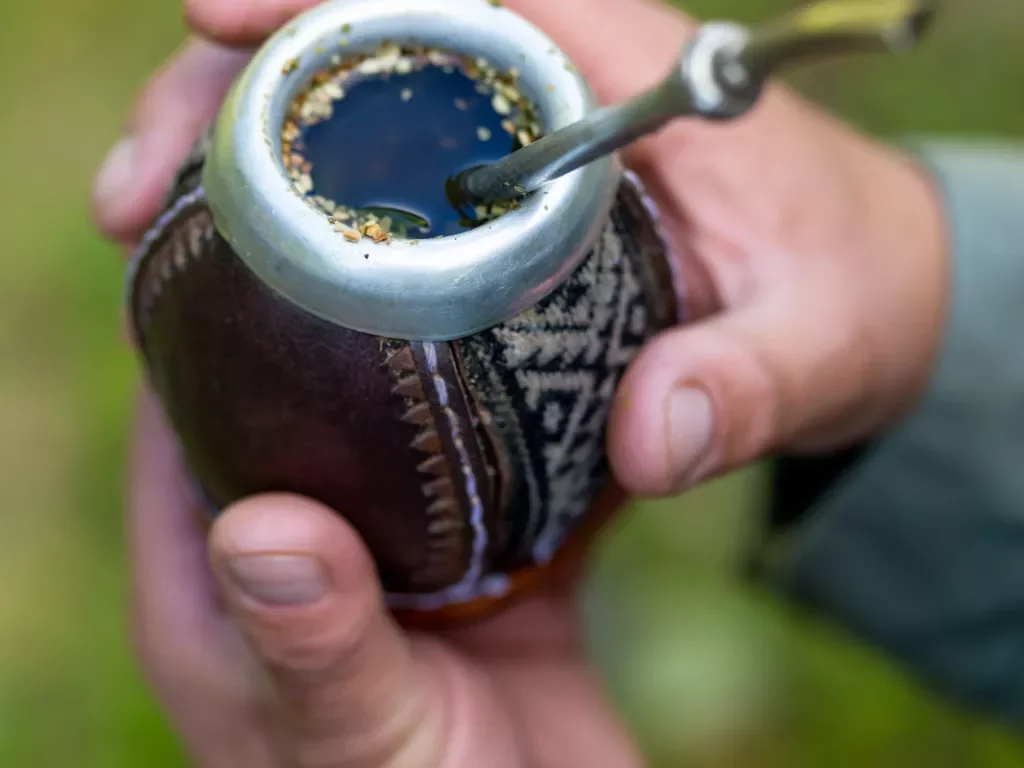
803, 290, 878, 416
730, 345, 784, 459
251, 590, 380, 681
701, 323, 785, 468
128, 46, 190, 129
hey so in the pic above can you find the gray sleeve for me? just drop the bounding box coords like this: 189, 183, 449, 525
771, 140, 1024, 719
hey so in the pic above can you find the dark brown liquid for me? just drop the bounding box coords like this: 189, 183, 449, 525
293, 56, 537, 238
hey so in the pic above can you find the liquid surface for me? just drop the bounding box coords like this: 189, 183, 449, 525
285, 48, 541, 240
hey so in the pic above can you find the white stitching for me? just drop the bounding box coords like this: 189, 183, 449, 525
385, 342, 511, 610
125, 187, 210, 347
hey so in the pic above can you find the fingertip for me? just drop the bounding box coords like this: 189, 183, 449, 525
211, 493, 332, 554
205, 494, 430, 749
210, 494, 378, 594
92, 39, 252, 248
612, 304, 806, 499
91, 136, 141, 241
207, 495, 393, 676
185, 0, 316, 46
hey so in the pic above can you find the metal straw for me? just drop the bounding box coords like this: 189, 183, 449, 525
455, 0, 936, 205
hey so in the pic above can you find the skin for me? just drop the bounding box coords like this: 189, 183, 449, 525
92, 0, 950, 765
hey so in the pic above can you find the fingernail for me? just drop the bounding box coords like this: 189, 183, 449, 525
666, 386, 715, 484
94, 136, 138, 217
227, 555, 327, 606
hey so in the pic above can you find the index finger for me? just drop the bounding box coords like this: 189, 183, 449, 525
92, 39, 252, 245
186, 0, 694, 103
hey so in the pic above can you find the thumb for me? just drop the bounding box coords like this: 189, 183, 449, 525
608, 285, 889, 497
207, 494, 445, 767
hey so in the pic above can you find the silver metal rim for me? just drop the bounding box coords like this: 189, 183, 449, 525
203, 0, 620, 341
681, 22, 754, 119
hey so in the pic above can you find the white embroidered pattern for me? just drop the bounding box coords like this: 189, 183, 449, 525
472, 221, 650, 566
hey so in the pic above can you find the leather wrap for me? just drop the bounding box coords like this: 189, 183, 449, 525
128, 130, 682, 613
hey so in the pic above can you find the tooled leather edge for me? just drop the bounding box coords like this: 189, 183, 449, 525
382, 340, 513, 612
125, 185, 222, 522
380, 343, 469, 590
412, 343, 500, 567
126, 120, 216, 339
127, 188, 216, 349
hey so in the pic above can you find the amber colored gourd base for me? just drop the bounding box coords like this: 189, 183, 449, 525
391, 480, 629, 630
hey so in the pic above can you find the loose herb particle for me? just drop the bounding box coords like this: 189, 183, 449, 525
282, 40, 545, 243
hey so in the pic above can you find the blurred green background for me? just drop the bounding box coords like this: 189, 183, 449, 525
1, 0, 1022, 765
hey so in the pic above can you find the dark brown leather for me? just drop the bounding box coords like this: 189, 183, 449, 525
132, 205, 449, 594
128, 163, 682, 609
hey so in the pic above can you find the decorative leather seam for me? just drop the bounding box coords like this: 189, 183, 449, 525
622, 169, 687, 325
384, 341, 511, 611
381, 343, 466, 589
131, 198, 215, 346
127, 187, 214, 346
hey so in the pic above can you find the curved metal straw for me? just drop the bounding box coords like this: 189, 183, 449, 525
455, 0, 937, 205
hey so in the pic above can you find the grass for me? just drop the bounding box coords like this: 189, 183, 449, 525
0, 0, 1022, 764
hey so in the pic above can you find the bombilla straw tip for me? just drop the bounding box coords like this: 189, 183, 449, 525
868, 0, 939, 53
734, 0, 939, 93
457, 0, 939, 207
899, 0, 939, 49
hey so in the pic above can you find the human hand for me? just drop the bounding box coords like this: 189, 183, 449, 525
128, 387, 640, 768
